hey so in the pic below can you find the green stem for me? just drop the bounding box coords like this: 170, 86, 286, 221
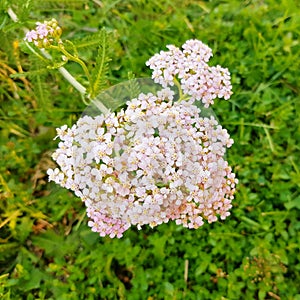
50, 45, 92, 87
173, 78, 183, 100
39, 48, 87, 95
173, 78, 189, 102
7, 7, 89, 98
92, 99, 110, 115
25, 42, 49, 62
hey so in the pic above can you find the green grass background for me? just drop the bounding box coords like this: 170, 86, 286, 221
0, 0, 300, 299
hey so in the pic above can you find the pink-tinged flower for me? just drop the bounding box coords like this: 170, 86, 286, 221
48, 86, 237, 238
35, 23, 49, 38
24, 30, 38, 42
24, 19, 62, 47
146, 39, 233, 107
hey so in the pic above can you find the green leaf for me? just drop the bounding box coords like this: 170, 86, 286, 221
284, 196, 300, 210
19, 268, 44, 292
16, 216, 34, 243
71, 31, 110, 49
31, 230, 65, 257
89, 28, 112, 98
163, 282, 174, 295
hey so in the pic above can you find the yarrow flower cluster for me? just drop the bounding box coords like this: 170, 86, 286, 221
24, 19, 62, 48
47, 39, 238, 238
146, 39, 232, 107
48, 88, 237, 238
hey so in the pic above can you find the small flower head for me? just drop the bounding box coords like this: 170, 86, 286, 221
146, 39, 233, 107
24, 18, 62, 48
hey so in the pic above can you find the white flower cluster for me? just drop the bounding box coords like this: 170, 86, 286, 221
146, 39, 232, 107
48, 87, 237, 238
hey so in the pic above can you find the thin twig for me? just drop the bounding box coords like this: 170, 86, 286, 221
184, 259, 189, 283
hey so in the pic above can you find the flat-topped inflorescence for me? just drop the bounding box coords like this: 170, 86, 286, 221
47, 87, 237, 238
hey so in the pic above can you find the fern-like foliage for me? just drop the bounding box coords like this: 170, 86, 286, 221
2, 0, 34, 24
127, 72, 141, 99
27, 56, 52, 108
70, 31, 110, 50
15, 0, 34, 23
89, 28, 112, 99
31, 0, 88, 10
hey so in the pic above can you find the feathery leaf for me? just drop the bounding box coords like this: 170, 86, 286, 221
89, 28, 112, 99
71, 31, 109, 49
